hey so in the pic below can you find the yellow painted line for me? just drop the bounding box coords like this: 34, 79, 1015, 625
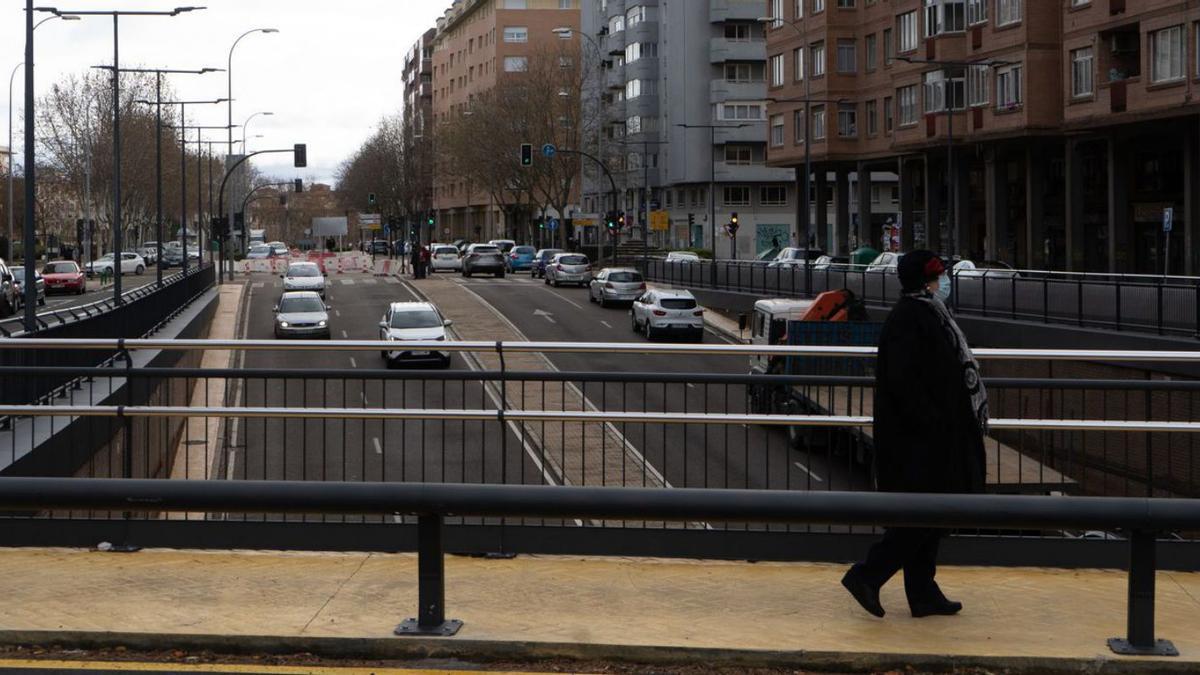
0, 659, 588, 675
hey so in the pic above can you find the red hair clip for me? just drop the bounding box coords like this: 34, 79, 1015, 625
924, 257, 945, 277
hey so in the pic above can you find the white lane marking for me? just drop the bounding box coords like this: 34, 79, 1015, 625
384, 277, 400, 284
539, 286, 585, 309
341, 278, 355, 285
334, 310, 341, 317
362, 278, 377, 285
600, 320, 612, 329
533, 309, 556, 324
349, 356, 358, 368
397, 283, 423, 302
373, 437, 382, 455
340, 330, 348, 338
794, 461, 824, 482
252, 282, 264, 289
686, 383, 696, 389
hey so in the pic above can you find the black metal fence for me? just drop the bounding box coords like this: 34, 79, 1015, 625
644, 259, 1200, 337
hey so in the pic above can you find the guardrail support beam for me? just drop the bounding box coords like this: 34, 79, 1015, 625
1107, 530, 1177, 656
395, 513, 462, 637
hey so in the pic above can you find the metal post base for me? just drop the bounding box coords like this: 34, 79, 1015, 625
394, 618, 462, 637
1107, 638, 1179, 657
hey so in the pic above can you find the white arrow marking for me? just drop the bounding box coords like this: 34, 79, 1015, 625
534, 309, 556, 324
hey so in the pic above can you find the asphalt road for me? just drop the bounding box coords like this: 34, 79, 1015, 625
0, 272, 160, 333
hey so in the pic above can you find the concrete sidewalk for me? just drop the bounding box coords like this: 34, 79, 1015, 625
0, 547, 1195, 673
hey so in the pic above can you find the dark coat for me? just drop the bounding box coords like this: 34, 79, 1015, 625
873, 296, 986, 494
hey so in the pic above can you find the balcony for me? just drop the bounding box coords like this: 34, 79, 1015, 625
709, 37, 766, 64
713, 160, 795, 183
713, 123, 766, 144
710, 0, 766, 23
605, 67, 625, 90
710, 79, 766, 104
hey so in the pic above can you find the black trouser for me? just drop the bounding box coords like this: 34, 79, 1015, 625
855, 527, 945, 605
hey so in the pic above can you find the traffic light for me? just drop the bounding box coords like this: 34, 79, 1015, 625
687, 213, 695, 227
368, 192, 376, 206
427, 214, 435, 227
727, 212, 740, 237
293, 143, 307, 168
605, 210, 617, 231
617, 211, 626, 230
520, 143, 533, 167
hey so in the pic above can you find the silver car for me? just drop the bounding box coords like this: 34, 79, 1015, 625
588, 268, 646, 307
631, 289, 705, 342
462, 244, 505, 278
282, 261, 327, 298
545, 253, 592, 287
12, 267, 45, 310
378, 301, 453, 368
273, 291, 330, 339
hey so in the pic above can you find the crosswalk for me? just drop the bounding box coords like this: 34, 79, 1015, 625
449, 275, 540, 285
251, 277, 402, 289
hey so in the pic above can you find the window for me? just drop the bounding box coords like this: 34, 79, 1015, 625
770, 53, 785, 86
924, 0, 965, 37
724, 186, 751, 206
883, 28, 894, 65
725, 63, 757, 82
967, 64, 989, 106
837, 39, 857, 73
725, 145, 753, 165
761, 186, 788, 206
837, 103, 857, 137
793, 108, 806, 143
626, 116, 642, 134
866, 99, 878, 135
923, 68, 964, 112
626, 79, 655, 99
812, 104, 826, 139
725, 23, 751, 40
794, 0, 803, 19
608, 15, 624, 34
883, 95, 894, 132
503, 0, 526, 7
897, 11, 918, 52
559, 0, 572, 8
865, 34, 877, 71
503, 56, 528, 72
793, 47, 804, 80
770, 0, 783, 28
770, 114, 785, 146
719, 102, 765, 120
625, 42, 657, 63
967, 0, 987, 24
897, 85, 918, 125
559, 55, 574, 68
837, 0, 854, 7
503, 26, 528, 42
995, 63, 1022, 109
626, 5, 653, 26
813, 0, 825, 12
811, 41, 825, 76
1151, 26, 1185, 83
1070, 47, 1094, 98
996, 0, 1021, 26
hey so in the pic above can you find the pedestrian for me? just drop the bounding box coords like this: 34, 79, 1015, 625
841, 249, 988, 619
772, 234, 781, 251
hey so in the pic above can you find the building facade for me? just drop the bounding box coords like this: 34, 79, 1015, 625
404, 28, 437, 140
765, 0, 1200, 274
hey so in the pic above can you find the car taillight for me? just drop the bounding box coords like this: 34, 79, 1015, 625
693, 310, 705, 317
652, 310, 667, 316
604, 282, 614, 289
510, 253, 518, 258
556, 264, 564, 270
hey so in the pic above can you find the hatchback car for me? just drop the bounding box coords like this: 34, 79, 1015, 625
489, 239, 516, 253
12, 267, 46, 309
631, 289, 705, 342
246, 244, 274, 259
664, 251, 702, 263
953, 259, 1019, 279
429, 245, 462, 272
369, 240, 391, 255
282, 261, 327, 298
86, 252, 146, 277
589, 268, 646, 307
768, 247, 826, 268
42, 260, 86, 295
545, 253, 591, 287
462, 244, 506, 278
378, 301, 453, 368
505, 245, 536, 272
268, 241, 289, 257
531, 248, 564, 278
273, 291, 330, 339
865, 252, 902, 274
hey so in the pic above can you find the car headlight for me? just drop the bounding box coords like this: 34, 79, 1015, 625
278, 321, 290, 328
318, 320, 327, 327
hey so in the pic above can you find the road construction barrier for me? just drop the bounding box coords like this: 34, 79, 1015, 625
372, 259, 400, 276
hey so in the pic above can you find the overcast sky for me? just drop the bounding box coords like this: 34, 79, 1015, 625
2, 0, 448, 184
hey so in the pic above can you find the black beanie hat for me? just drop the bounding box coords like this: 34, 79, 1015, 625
898, 250, 945, 293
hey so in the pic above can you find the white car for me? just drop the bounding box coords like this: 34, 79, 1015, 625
138, 242, 159, 265
866, 252, 902, 274
767, 247, 825, 268
282, 261, 327, 298
488, 239, 516, 253
588, 268, 646, 307
665, 251, 702, 263
953, 259, 1020, 279
86, 252, 146, 277
429, 245, 462, 272
267, 241, 289, 257
378, 301, 453, 368
631, 289, 705, 342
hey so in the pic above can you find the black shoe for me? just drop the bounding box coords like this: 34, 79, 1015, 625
841, 566, 885, 618
910, 599, 963, 618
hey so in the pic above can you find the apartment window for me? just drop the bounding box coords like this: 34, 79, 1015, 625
811, 42, 825, 76
866, 99, 878, 135
627, 5, 653, 26
996, 0, 1021, 26
967, 0, 987, 24
813, 0, 825, 12
897, 85, 918, 125
719, 102, 765, 120
1151, 25, 1185, 83
503, 26, 528, 43
793, 108, 806, 143
770, 53, 786, 86
996, 63, 1023, 109
625, 42, 657, 63
560, 0, 571, 8
793, 48, 805, 80
771, 114, 785, 146
726, 63, 757, 82
883, 28, 894, 65
883, 95, 894, 132
608, 15, 624, 34
897, 12, 918, 52
724, 186, 751, 206
812, 104, 826, 139
503, 0, 526, 7
924, 0, 965, 37
761, 186, 788, 206
924, 68, 964, 112
559, 56, 574, 68
626, 116, 642, 134
626, 79, 655, 99
770, 0, 783, 28
1071, 47, 1094, 97
837, 39, 857, 73
725, 145, 753, 165
503, 56, 528, 72
794, 0, 803, 19
837, 103, 857, 137
725, 23, 751, 40
865, 34, 877, 71
967, 64, 989, 106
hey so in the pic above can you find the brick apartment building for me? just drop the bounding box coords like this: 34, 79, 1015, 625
429, 0, 581, 243
766, 0, 1200, 274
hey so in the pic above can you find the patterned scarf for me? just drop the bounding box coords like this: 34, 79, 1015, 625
907, 289, 989, 433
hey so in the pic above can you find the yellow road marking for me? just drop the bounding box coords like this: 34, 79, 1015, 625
0, 659, 589, 675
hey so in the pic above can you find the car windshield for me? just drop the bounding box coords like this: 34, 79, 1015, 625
287, 265, 320, 277
249, 246, 270, 254
390, 309, 442, 329
660, 298, 697, 310
513, 246, 535, 254
609, 271, 642, 283
434, 246, 458, 255
278, 296, 325, 313
558, 255, 588, 265
472, 246, 500, 254
96, 254, 113, 261
43, 263, 78, 274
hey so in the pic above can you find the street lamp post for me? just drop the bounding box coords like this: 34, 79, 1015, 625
242, 111, 273, 149
552, 27, 607, 258
166, 118, 234, 276
227, 28, 278, 256
676, 123, 751, 286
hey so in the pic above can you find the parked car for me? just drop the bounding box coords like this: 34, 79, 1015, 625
665, 251, 702, 263
41, 260, 86, 295
273, 291, 330, 339
462, 244, 506, 278
865, 252, 902, 274
138, 242, 159, 265
545, 253, 592, 287
0, 258, 17, 317
369, 239, 391, 255
630, 289, 704, 342
267, 241, 289, 257
378, 301, 453, 368
86, 252, 146, 277
454, 240, 473, 255
246, 244, 274, 260
282, 261, 327, 298
953, 259, 1019, 279
768, 247, 826, 269
505, 245, 536, 272
11, 267, 45, 309
488, 239, 516, 253
429, 245, 462, 272
588, 268, 646, 307
531, 248, 563, 278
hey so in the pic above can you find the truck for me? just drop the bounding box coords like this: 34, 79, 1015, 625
249, 229, 267, 246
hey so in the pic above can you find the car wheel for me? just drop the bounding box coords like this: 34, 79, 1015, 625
543, 276, 549, 285
135, 265, 144, 275
631, 313, 640, 333
645, 323, 655, 341
588, 289, 596, 303
464, 269, 472, 278
78, 286, 85, 295
599, 296, 608, 308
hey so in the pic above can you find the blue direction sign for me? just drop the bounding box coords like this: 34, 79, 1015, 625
542, 143, 557, 158
1163, 207, 1174, 233
548, 217, 560, 231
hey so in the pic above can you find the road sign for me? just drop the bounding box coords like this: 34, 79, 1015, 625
542, 143, 557, 158
649, 210, 670, 231
547, 217, 560, 231
1163, 207, 1174, 233
574, 218, 597, 227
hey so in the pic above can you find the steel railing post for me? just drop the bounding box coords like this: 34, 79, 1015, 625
1157, 280, 1164, 335
1107, 530, 1177, 656
1115, 282, 1121, 332
1010, 276, 1017, 320
1195, 280, 1200, 339
1078, 277, 1084, 327
395, 513, 462, 636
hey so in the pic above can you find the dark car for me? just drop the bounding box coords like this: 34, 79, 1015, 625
369, 240, 391, 255
531, 248, 564, 279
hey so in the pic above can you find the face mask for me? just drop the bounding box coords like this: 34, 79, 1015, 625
934, 274, 951, 303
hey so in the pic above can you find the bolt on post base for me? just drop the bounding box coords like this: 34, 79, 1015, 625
1107, 637, 1178, 657
394, 618, 462, 637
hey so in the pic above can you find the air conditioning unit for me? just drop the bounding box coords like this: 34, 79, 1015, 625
1110, 32, 1137, 54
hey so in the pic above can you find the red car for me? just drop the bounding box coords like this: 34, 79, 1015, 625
41, 260, 86, 295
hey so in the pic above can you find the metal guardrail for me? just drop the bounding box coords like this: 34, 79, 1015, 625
0, 476, 1191, 655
